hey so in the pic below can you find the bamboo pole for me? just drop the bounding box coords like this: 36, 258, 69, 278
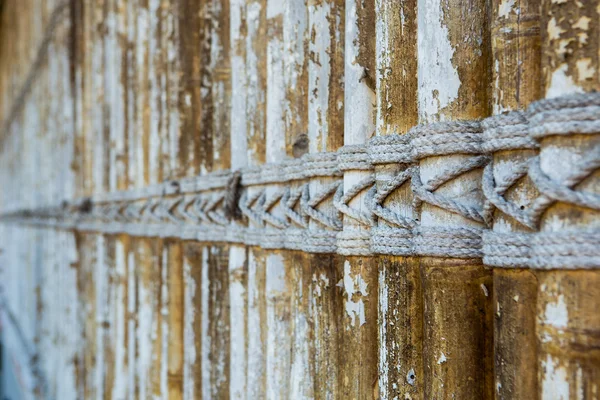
537, 0, 600, 395
374, 0, 421, 398
416, 0, 494, 397
245, 0, 268, 397
129, 0, 168, 398
172, 0, 206, 398
306, 0, 345, 397
262, 0, 311, 398
228, 0, 249, 398
339, 0, 379, 398
488, 0, 541, 397
181, 0, 233, 397
206, 0, 232, 395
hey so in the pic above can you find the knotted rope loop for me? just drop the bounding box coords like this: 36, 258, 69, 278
295, 152, 342, 179
482, 161, 536, 229
334, 176, 377, 226
301, 182, 343, 230
370, 226, 413, 255
239, 190, 265, 226
481, 111, 537, 153
281, 187, 307, 228
337, 145, 373, 171
258, 189, 289, 229
480, 110, 539, 227
175, 197, 200, 224
414, 226, 484, 258
528, 92, 600, 139
368, 134, 413, 164
411, 157, 488, 224
528, 153, 600, 215
204, 193, 229, 226
411, 120, 483, 160
368, 167, 416, 229
123, 202, 143, 223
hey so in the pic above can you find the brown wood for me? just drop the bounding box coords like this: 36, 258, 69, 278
537, 0, 600, 395
2, 0, 600, 398
375, 0, 421, 398
306, 1, 345, 397
416, 0, 494, 397
489, 0, 542, 397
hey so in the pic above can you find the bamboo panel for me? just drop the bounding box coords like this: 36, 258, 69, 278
228, 0, 249, 398
489, 0, 541, 397
374, 0, 421, 398
537, 0, 600, 396
416, 0, 494, 397
339, 1, 379, 398
245, 1, 269, 398
1, 0, 600, 399
306, 0, 345, 398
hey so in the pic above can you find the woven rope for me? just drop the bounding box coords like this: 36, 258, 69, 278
3, 92, 599, 266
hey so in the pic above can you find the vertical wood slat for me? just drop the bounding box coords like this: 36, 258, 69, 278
374, 0, 421, 399
228, 1, 250, 398
537, 0, 600, 396
338, 1, 379, 398
2, 1, 600, 399
489, 0, 541, 397
245, 0, 268, 398
416, 0, 494, 397
306, 1, 345, 398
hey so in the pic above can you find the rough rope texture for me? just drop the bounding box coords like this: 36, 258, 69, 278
2, 92, 599, 268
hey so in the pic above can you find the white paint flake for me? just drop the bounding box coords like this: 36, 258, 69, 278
437, 352, 447, 364
498, 0, 516, 19
541, 354, 569, 399
544, 294, 568, 329
338, 261, 368, 327
417, 0, 460, 121
547, 64, 584, 98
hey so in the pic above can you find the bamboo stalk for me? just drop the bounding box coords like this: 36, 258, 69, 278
374, 0, 421, 398
338, 0, 379, 398
245, 0, 268, 397
228, 0, 249, 398
416, 0, 494, 397
537, 0, 600, 395
205, 1, 233, 396
489, 0, 541, 397
306, 0, 345, 397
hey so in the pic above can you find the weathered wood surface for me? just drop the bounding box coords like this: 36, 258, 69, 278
0, 0, 599, 399
375, 0, 421, 398
537, 0, 600, 397
490, 0, 541, 397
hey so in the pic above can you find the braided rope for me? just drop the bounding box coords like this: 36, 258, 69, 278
3, 92, 600, 266
412, 156, 488, 224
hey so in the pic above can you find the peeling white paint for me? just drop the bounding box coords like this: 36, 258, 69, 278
576, 59, 595, 82
338, 261, 368, 327
201, 247, 212, 400
437, 352, 447, 364
541, 354, 569, 400
498, 0, 516, 19
417, 0, 460, 122
544, 294, 568, 329
228, 246, 247, 400
547, 17, 565, 41
308, 0, 333, 152
546, 63, 584, 102
378, 265, 389, 399
573, 16, 591, 30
